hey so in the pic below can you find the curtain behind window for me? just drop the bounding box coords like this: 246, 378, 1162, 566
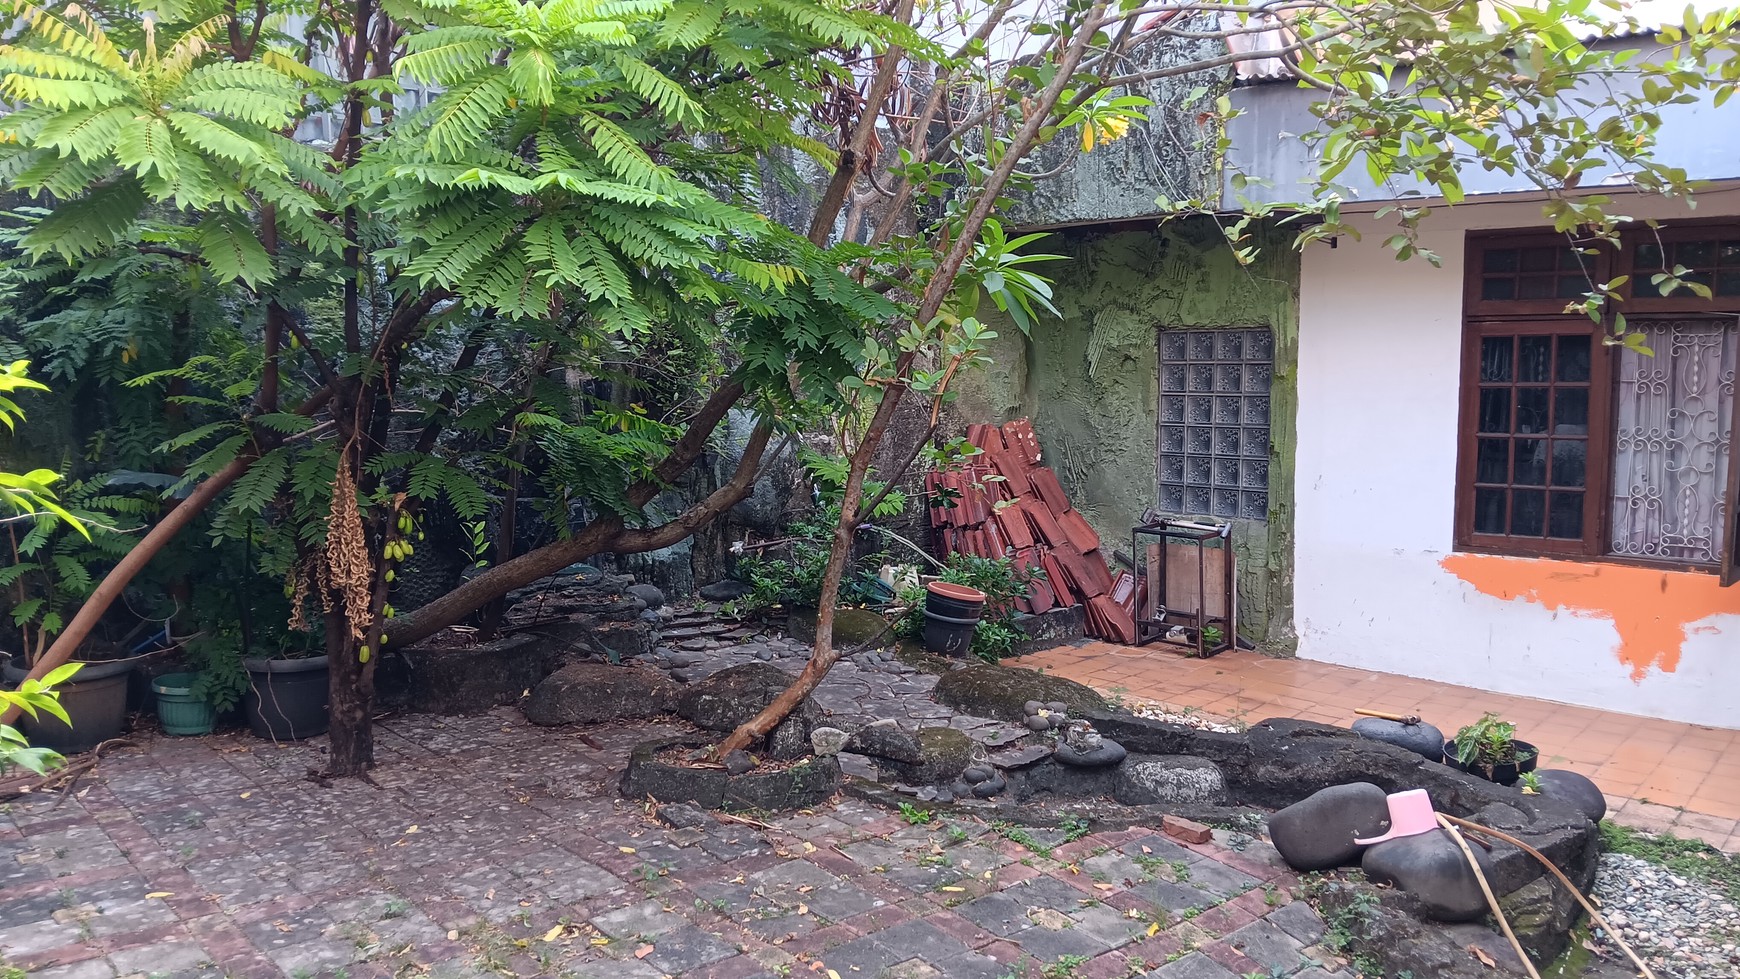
1610, 317, 1738, 564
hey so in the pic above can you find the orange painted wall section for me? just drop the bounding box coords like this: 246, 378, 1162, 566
1440, 554, 1740, 681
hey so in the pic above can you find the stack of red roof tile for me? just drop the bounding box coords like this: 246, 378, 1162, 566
926, 419, 1138, 643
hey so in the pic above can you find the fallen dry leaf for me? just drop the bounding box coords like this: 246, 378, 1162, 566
485, 888, 495, 899
1141, 845, 1152, 854
145, 892, 172, 899
1147, 922, 1161, 937
619, 846, 637, 854
446, 930, 458, 941
543, 925, 564, 942
828, 970, 842, 979
589, 937, 610, 947
634, 944, 654, 959
939, 886, 966, 893
1469, 944, 1497, 968
1092, 883, 1115, 892
796, 904, 809, 915
405, 825, 419, 834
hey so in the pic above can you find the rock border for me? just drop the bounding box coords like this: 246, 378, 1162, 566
619, 734, 841, 811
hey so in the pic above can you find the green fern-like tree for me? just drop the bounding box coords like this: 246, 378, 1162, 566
0, 0, 912, 773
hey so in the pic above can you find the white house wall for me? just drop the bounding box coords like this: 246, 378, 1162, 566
1295, 191, 1740, 729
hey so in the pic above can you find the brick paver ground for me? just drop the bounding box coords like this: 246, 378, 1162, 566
1017, 641, 1740, 851
1, 710, 1349, 979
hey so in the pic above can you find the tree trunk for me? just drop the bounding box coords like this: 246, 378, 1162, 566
324, 615, 375, 775
714, 1, 1112, 758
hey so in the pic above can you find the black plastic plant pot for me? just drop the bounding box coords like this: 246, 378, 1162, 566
922, 609, 980, 656
1442, 738, 1539, 786
925, 581, 986, 619
2, 657, 134, 753
243, 656, 330, 740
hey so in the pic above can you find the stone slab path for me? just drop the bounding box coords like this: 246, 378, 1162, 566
1, 710, 1352, 979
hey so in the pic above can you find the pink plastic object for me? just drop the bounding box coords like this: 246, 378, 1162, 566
1354, 789, 1438, 845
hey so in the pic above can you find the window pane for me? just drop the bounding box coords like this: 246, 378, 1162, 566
1520, 247, 1558, 272
1518, 276, 1555, 300
1718, 271, 1740, 297
1609, 318, 1738, 564
1516, 387, 1550, 433
1636, 241, 1663, 269
1474, 488, 1507, 534
1554, 388, 1588, 433
1477, 439, 1509, 483
1480, 337, 1513, 382
1483, 248, 1519, 272
1513, 439, 1547, 485
1550, 439, 1586, 487
1556, 276, 1588, 299
1679, 240, 1716, 268
1511, 490, 1546, 536
1482, 278, 1517, 300
1519, 337, 1553, 382
1549, 491, 1584, 539
1556, 335, 1591, 382
1478, 389, 1511, 433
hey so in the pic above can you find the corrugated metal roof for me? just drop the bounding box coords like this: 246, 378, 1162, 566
1194, 1, 1717, 83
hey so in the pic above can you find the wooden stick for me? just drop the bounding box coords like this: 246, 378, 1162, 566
1440, 813, 1658, 979
1354, 708, 1422, 725
1436, 813, 1541, 979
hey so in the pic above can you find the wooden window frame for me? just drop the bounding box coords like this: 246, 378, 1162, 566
1464, 232, 1613, 319
1458, 227, 1740, 579
1454, 318, 1614, 558
1615, 222, 1740, 315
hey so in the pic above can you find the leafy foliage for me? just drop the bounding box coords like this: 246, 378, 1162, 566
0, 662, 80, 775
896, 553, 1046, 664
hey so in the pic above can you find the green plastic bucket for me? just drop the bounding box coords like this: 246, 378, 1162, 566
151, 672, 216, 736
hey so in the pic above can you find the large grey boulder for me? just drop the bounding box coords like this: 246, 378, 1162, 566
524, 662, 678, 726
698, 580, 752, 602
845, 721, 923, 764
675, 662, 817, 760
1351, 717, 1446, 761
1113, 755, 1227, 806
1267, 782, 1391, 871
932, 664, 1106, 723
1362, 828, 1496, 922
871, 727, 977, 784
1533, 769, 1606, 823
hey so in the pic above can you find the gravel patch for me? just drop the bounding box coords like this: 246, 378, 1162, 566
1591, 852, 1740, 978
1127, 700, 1241, 733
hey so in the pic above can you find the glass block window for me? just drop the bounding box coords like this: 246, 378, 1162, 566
1158, 328, 1272, 521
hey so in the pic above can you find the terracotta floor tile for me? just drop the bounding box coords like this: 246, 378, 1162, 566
1673, 811, 1740, 835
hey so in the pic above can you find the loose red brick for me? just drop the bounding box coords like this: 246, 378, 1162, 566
1162, 815, 1213, 844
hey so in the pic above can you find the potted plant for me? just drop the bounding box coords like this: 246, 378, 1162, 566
1443, 712, 1539, 785
2, 483, 144, 754
243, 638, 330, 741
152, 635, 249, 736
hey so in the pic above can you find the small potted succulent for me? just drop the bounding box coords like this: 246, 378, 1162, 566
1443, 712, 1538, 786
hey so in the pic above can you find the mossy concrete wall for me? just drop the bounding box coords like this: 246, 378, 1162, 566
950, 217, 1299, 650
